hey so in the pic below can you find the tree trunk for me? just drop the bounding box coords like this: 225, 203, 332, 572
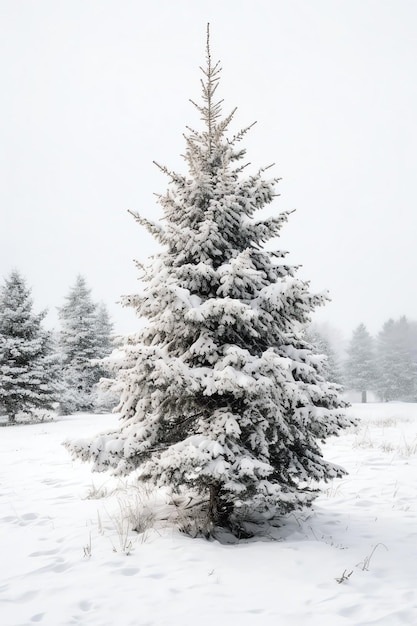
208, 484, 219, 525
208, 484, 233, 532
361, 390, 367, 403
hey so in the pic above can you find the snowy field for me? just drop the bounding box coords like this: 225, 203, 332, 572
1, 404, 417, 626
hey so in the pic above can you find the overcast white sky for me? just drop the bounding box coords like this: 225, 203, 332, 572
1, 0, 416, 343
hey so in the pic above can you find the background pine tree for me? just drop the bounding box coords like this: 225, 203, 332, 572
344, 323, 377, 403
58, 275, 114, 414
305, 326, 344, 387
0, 271, 59, 422
94, 303, 114, 361
66, 28, 353, 537
92, 303, 119, 412
376, 317, 417, 402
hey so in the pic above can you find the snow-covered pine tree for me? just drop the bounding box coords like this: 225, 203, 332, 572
376, 317, 417, 402
344, 323, 377, 403
94, 303, 114, 361
0, 271, 59, 422
92, 303, 119, 412
305, 326, 344, 387
66, 28, 353, 536
408, 320, 417, 386
58, 276, 113, 414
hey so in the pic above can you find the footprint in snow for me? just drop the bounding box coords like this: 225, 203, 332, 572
17, 590, 40, 602
79, 600, 92, 611
21, 512, 38, 520
29, 548, 60, 557
120, 568, 140, 577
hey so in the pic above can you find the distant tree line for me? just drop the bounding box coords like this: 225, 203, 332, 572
309, 318, 417, 403
2, 267, 416, 425
0, 271, 116, 423
344, 318, 417, 403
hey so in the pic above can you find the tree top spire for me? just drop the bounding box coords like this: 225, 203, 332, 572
188, 23, 225, 153
206, 22, 211, 68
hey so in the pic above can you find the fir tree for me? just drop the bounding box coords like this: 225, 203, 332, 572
66, 28, 353, 536
92, 303, 118, 412
408, 320, 417, 378
344, 323, 377, 403
94, 303, 114, 361
306, 326, 343, 387
58, 276, 113, 414
376, 317, 417, 402
0, 271, 59, 422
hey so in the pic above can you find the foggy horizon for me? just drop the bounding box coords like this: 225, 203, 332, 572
1, 1, 416, 343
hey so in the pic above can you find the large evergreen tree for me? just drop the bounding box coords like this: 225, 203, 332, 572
344, 323, 377, 403
0, 271, 59, 422
58, 276, 113, 414
66, 29, 353, 536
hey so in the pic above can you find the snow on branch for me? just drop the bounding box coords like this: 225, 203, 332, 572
127, 210, 166, 244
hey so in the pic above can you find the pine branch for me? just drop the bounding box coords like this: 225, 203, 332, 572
153, 161, 185, 185
257, 163, 276, 174
127, 210, 166, 243
184, 125, 200, 137
217, 107, 238, 135
228, 121, 257, 144
232, 162, 251, 174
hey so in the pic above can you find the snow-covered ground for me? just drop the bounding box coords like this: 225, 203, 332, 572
1, 404, 417, 626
